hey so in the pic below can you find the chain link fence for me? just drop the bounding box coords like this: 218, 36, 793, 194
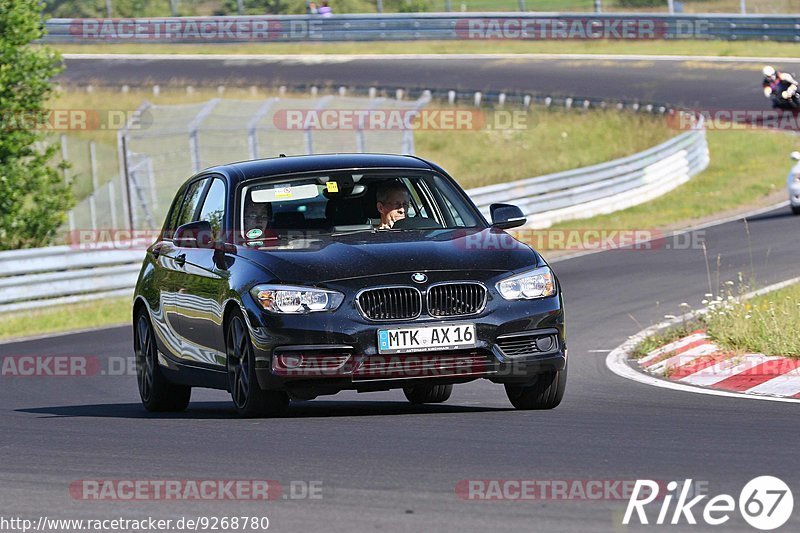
63, 93, 430, 233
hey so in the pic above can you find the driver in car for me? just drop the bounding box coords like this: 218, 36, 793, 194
376, 181, 410, 229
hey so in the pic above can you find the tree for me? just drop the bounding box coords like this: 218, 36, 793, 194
0, 0, 71, 250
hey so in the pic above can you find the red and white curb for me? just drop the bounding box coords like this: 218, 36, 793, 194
605, 276, 800, 404
636, 331, 800, 399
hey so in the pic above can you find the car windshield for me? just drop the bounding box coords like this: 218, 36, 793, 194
239, 172, 482, 241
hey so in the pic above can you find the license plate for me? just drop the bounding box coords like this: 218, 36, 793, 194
377, 324, 476, 354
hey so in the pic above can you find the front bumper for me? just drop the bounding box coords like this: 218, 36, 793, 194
246, 290, 566, 395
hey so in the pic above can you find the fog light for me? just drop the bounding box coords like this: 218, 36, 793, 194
535, 336, 556, 352
279, 354, 304, 369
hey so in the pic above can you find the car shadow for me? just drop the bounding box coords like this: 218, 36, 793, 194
744, 209, 795, 223
17, 400, 512, 420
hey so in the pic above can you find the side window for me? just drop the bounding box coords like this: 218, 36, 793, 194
173, 178, 208, 230
197, 178, 226, 240
163, 184, 187, 238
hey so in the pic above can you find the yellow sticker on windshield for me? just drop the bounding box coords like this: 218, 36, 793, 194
326, 181, 339, 193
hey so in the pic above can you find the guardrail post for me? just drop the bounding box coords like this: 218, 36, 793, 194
518, 0, 526, 11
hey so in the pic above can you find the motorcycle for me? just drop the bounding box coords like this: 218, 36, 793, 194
769, 78, 800, 110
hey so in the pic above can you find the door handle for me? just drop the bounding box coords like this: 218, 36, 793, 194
175, 253, 186, 267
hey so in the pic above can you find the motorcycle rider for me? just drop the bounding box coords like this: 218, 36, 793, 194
762, 65, 799, 108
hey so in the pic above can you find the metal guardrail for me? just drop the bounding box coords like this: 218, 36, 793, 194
0, 246, 142, 313
0, 120, 707, 313
44, 14, 800, 43
470, 117, 709, 227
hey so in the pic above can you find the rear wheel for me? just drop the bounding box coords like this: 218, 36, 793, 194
226, 313, 289, 418
504, 363, 567, 410
134, 311, 191, 412
403, 384, 453, 404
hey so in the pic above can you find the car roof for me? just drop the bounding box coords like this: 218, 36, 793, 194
202, 153, 437, 185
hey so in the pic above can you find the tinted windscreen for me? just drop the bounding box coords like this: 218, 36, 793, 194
239, 172, 481, 240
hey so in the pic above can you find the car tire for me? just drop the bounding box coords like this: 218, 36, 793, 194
792, 205, 800, 215
403, 384, 453, 404
226, 312, 289, 418
504, 363, 567, 410
134, 311, 191, 412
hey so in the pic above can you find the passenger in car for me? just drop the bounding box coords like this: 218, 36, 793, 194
375, 181, 410, 229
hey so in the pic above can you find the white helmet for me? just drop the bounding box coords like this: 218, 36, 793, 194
763, 65, 776, 78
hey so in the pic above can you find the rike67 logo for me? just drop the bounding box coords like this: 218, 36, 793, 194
623, 476, 793, 530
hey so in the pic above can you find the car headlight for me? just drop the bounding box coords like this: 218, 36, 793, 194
250, 285, 344, 314
496, 266, 556, 300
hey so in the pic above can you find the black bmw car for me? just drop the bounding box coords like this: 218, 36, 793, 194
133, 153, 566, 417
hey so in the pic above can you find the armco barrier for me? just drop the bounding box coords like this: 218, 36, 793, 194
469, 116, 709, 227
44, 14, 800, 43
0, 246, 142, 313
0, 120, 707, 313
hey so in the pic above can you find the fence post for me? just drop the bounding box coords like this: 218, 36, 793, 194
109, 181, 118, 230
60, 135, 76, 233
89, 141, 98, 231
188, 99, 221, 173
119, 133, 134, 231
518, 0, 526, 11
594, 0, 602, 13
248, 98, 279, 159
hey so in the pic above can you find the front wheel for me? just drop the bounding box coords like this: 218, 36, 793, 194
504, 363, 567, 410
226, 313, 289, 418
791, 204, 800, 215
403, 384, 453, 404
134, 312, 191, 412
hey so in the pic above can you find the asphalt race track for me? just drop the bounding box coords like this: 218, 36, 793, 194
60, 54, 800, 112
1, 55, 798, 532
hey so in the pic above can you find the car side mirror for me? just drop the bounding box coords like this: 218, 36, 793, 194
490, 203, 527, 230
791, 151, 800, 161
173, 220, 214, 249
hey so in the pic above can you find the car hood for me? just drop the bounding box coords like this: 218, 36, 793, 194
236, 228, 542, 284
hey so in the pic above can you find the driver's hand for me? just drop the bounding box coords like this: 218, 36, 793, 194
782, 91, 790, 99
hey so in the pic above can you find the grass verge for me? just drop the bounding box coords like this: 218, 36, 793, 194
0, 297, 131, 342
549, 128, 796, 233
631, 281, 800, 360
52, 40, 800, 59
705, 282, 800, 359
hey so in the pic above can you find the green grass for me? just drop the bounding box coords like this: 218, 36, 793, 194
0, 297, 131, 341
42, 0, 800, 17
550, 128, 796, 232
705, 282, 800, 358
51, 39, 800, 58
631, 281, 800, 361
416, 107, 673, 189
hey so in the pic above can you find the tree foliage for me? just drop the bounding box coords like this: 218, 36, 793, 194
0, 0, 70, 250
